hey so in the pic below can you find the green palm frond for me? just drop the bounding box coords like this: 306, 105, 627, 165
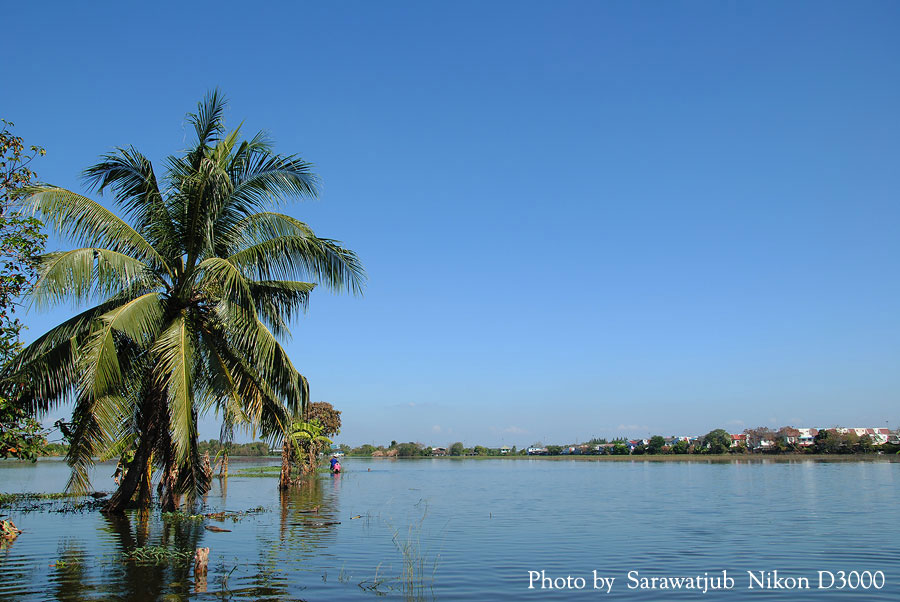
228, 153, 319, 213
198, 325, 291, 440
191, 256, 256, 314
6, 337, 78, 415
82, 147, 178, 263
11, 92, 362, 510
188, 89, 227, 152
152, 315, 195, 466
227, 212, 364, 294
213, 303, 305, 411
30, 248, 161, 309
66, 392, 128, 495
4, 286, 158, 412
22, 187, 170, 275
249, 280, 316, 338
98, 431, 136, 463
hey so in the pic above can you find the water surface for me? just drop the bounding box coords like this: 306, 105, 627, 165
1, 457, 898, 600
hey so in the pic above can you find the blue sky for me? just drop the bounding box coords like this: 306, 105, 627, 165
6, 1, 899, 447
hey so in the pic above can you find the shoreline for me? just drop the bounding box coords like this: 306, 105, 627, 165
345, 453, 899, 462
6, 453, 897, 466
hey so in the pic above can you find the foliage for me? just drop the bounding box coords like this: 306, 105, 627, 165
0, 396, 46, 460
670, 440, 690, 454
288, 417, 332, 474
198, 439, 271, 456
281, 400, 342, 483
0, 120, 48, 461
610, 443, 629, 455
743, 426, 775, 449
229, 466, 282, 477
857, 434, 875, 453
395, 442, 430, 457
307, 401, 341, 437
124, 546, 195, 565
5, 92, 364, 511
776, 426, 800, 439
449, 442, 464, 456
43, 441, 69, 456
813, 429, 863, 454
0, 120, 47, 363
0, 491, 79, 507
647, 435, 666, 454
701, 429, 732, 454
354, 444, 375, 456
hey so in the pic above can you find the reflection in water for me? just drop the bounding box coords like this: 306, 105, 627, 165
218, 473, 228, 505
279, 475, 333, 537
6, 458, 896, 601
99, 510, 207, 601
277, 473, 340, 557
49, 543, 88, 602
0, 528, 17, 554
0, 460, 354, 601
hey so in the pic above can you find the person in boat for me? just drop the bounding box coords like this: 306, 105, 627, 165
329, 456, 342, 473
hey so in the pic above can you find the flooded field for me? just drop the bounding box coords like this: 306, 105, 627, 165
1, 456, 898, 600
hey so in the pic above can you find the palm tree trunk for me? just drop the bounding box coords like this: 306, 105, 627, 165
104, 432, 155, 513
136, 452, 153, 509
202, 451, 212, 479
159, 461, 180, 511
279, 438, 292, 490
159, 439, 180, 512
104, 397, 161, 513
219, 449, 228, 479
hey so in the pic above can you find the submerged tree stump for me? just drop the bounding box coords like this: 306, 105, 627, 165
194, 546, 210, 593
194, 546, 209, 573
1, 519, 21, 539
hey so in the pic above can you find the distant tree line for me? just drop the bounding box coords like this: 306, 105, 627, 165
338, 428, 899, 458
198, 440, 273, 457
34, 427, 900, 461
32, 439, 276, 459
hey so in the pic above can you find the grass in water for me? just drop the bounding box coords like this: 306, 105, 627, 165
231, 465, 339, 477
0, 492, 79, 506
230, 466, 281, 477
392, 504, 439, 602
124, 546, 195, 565
358, 502, 440, 600
0, 492, 107, 514
160, 511, 205, 522
161, 506, 268, 524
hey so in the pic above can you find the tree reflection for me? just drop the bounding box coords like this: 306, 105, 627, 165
100, 510, 206, 601
49, 543, 88, 602
278, 474, 338, 544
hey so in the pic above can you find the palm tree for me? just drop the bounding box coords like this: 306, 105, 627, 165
279, 417, 333, 488
7, 91, 364, 512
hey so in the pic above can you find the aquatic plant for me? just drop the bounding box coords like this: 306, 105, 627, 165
0, 491, 105, 514
1, 518, 21, 539
231, 466, 281, 477
162, 505, 267, 524
0, 491, 76, 506
161, 511, 205, 522
383, 502, 441, 601
124, 545, 195, 565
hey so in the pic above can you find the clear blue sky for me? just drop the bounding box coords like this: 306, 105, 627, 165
6, 1, 899, 447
